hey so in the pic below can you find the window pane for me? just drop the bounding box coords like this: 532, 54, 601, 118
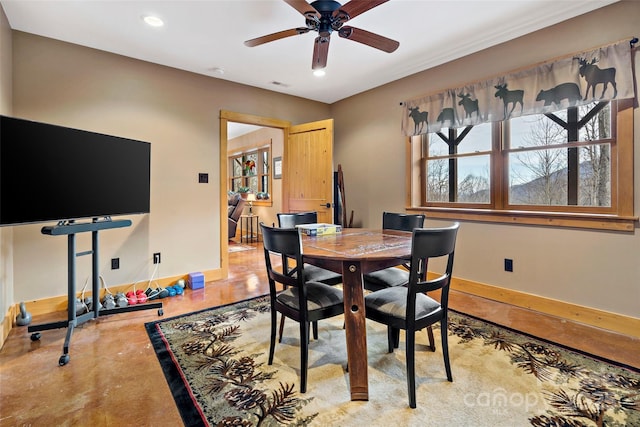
261, 151, 269, 174
509, 141, 611, 207
509, 114, 565, 149
551, 103, 611, 141
247, 176, 258, 194
426, 155, 490, 203
427, 125, 491, 156
244, 153, 258, 176
457, 155, 491, 203
457, 123, 492, 154
578, 143, 611, 207
580, 103, 611, 141
426, 158, 449, 202
508, 147, 568, 205
233, 158, 243, 177
427, 132, 450, 157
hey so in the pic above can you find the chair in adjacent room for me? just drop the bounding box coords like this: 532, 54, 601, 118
364, 223, 459, 408
276, 211, 343, 342
363, 212, 425, 292
260, 223, 345, 393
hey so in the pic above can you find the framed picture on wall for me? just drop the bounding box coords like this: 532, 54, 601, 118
273, 156, 282, 179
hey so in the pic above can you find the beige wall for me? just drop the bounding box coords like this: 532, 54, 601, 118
331, 1, 640, 317
0, 6, 14, 325
9, 31, 330, 302
228, 127, 284, 229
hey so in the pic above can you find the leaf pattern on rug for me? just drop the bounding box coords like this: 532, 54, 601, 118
446, 315, 640, 427
152, 298, 638, 426
159, 297, 317, 426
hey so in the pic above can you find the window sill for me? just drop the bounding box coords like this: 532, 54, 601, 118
406, 207, 638, 232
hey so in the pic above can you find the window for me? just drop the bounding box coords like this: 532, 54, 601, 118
229, 146, 271, 202
412, 100, 635, 231
423, 123, 492, 206
507, 102, 612, 211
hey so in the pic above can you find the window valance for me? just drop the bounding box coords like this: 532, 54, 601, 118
401, 39, 635, 136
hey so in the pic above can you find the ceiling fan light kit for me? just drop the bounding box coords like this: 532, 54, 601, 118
244, 0, 399, 70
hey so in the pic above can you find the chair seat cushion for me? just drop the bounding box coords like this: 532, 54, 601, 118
303, 264, 342, 284
363, 268, 409, 291
364, 286, 441, 321
277, 281, 344, 312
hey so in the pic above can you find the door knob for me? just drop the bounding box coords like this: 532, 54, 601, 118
320, 203, 331, 208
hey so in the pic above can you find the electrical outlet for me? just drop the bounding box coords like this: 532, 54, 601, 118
153, 252, 161, 264
504, 258, 513, 272
198, 173, 208, 183
111, 258, 119, 270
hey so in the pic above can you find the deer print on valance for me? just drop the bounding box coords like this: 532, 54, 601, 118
401, 39, 635, 136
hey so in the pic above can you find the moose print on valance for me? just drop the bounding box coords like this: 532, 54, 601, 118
401, 39, 635, 136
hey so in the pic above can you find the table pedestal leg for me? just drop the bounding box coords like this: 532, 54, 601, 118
342, 260, 368, 400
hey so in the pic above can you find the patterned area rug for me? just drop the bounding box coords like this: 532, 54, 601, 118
145, 296, 639, 427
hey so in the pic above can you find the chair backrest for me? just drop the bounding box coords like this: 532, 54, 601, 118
260, 222, 305, 291
382, 212, 425, 232
407, 223, 460, 316
277, 211, 318, 228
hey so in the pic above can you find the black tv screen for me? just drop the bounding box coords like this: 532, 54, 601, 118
0, 115, 150, 226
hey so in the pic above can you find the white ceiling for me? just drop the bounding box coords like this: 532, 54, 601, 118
1, 0, 619, 104
228, 122, 265, 139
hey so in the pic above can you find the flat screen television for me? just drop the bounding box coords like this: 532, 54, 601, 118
0, 115, 151, 226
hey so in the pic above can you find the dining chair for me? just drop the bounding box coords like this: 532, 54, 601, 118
276, 211, 344, 342
277, 211, 343, 285
362, 212, 425, 292
364, 222, 459, 408
276, 211, 317, 228
260, 223, 345, 393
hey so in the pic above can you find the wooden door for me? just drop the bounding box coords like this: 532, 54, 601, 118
284, 119, 334, 224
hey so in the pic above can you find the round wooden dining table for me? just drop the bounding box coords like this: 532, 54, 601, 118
301, 228, 412, 401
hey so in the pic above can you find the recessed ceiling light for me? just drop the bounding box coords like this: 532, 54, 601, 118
143, 15, 164, 27
313, 70, 326, 77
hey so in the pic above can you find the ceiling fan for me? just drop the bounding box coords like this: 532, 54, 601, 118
244, 0, 399, 70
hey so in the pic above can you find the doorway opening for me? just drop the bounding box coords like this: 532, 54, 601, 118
220, 111, 290, 277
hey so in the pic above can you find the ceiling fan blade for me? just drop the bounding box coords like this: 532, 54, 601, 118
312, 36, 331, 69
244, 28, 311, 47
337, 0, 389, 20
284, 0, 319, 18
338, 26, 399, 53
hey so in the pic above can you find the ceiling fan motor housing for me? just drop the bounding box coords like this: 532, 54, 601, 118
245, 0, 398, 70
310, 0, 342, 13
308, 0, 348, 37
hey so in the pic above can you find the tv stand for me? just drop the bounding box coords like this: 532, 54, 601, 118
28, 218, 163, 366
